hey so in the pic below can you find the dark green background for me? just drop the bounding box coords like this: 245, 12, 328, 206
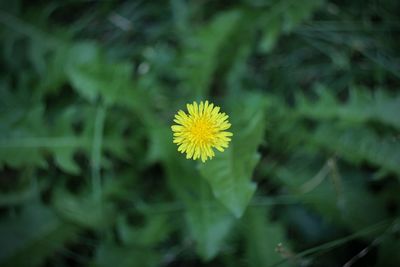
0, 0, 399, 266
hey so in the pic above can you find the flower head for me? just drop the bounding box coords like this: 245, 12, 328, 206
171, 101, 233, 162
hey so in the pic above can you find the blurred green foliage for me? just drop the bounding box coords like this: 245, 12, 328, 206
0, 0, 399, 266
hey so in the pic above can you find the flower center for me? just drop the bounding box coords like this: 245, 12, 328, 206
190, 118, 213, 144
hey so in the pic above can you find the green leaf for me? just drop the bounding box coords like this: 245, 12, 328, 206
0, 103, 48, 169
149, 124, 235, 260
377, 233, 400, 267
95, 242, 160, 267
258, 0, 323, 53
0, 91, 79, 171
311, 124, 400, 177
296, 86, 400, 130
244, 207, 293, 267
0, 201, 78, 267
275, 153, 390, 230
116, 213, 171, 247
0, 179, 49, 206
66, 51, 133, 105
64, 42, 151, 115
53, 181, 121, 230
199, 95, 266, 217
181, 9, 243, 98
184, 183, 235, 260
53, 148, 80, 175
0, 102, 127, 174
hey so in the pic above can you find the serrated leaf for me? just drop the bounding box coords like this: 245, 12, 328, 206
53, 148, 80, 175
296, 86, 400, 130
53, 187, 117, 229
182, 9, 243, 98
150, 124, 235, 260
258, 0, 322, 53
185, 187, 235, 260
67, 57, 133, 106
64, 42, 147, 114
116, 213, 171, 247
0, 103, 48, 169
199, 95, 266, 217
312, 124, 400, 177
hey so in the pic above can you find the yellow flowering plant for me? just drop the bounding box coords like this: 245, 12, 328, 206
171, 101, 233, 162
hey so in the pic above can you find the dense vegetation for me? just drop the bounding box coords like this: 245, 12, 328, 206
0, 0, 399, 266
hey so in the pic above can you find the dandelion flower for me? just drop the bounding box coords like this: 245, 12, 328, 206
171, 101, 233, 162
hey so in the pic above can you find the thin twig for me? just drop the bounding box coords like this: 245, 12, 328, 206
343, 219, 400, 267
269, 218, 395, 267
299, 160, 331, 193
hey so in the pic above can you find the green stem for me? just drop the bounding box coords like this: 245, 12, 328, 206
91, 105, 106, 201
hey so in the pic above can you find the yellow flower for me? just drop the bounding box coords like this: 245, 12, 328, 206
171, 101, 233, 162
